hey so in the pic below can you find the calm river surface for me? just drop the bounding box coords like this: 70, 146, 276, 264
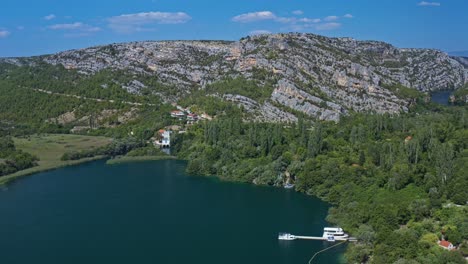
0, 160, 345, 264
431, 90, 453, 106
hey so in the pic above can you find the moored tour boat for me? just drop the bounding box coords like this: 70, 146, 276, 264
322, 227, 349, 240
278, 233, 296, 240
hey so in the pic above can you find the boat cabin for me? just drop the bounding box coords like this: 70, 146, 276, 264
323, 227, 348, 238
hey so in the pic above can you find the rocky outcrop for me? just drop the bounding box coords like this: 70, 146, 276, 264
6, 33, 467, 122
222, 94, 297, 123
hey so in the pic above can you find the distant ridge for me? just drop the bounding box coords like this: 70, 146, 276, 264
449, 50, 468, 57
2, 33, 468, 122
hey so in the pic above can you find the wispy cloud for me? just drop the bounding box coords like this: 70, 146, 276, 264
232, 11, 346, 32
289, 22, 342, 32
48, 22, 101, 37
316, 22, 341, 30
232, 11, 276, 23
108, 11, 192, 33
0, 30, 10, 38
292, 10, 304, 15
299, 18, 321, 23
48, 22, 101, 32
232, 11, 321, 24
418, 1, 441, 6
249, 30, 271, 35
324, 16, 339, 22
44, 14, 56, 21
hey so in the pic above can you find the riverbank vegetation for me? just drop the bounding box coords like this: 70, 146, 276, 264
0, 137, 38, 177
0, 134, 174, 183
173, 105, 468, 263
453, 84, 468, 105
106, 155, 176, 165
0, 134, 111, 184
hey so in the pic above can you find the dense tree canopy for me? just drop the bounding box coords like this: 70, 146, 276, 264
0, 137, 38, 176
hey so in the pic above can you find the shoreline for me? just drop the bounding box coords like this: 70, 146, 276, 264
106, 155, 178, 165
0, 156, 108, 185
0, 155, 178, 185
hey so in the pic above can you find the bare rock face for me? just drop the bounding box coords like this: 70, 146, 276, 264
222, 94, 297, 123
271, 79, 343, 122
11, 33, 467, 122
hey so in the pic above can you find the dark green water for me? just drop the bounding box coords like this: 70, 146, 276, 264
0, 160, 345, 264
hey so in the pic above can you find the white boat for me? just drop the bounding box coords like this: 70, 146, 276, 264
278, 233, 296, 240
322, 227, 349, 239
284, 183, 295, 189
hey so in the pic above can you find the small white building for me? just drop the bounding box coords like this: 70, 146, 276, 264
187, 113, 199, 122
154, 129, 172, 148
171, 110, 185, 118
438, 240, 456, 250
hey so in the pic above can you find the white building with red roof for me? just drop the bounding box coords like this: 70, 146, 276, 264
438, 240, 456, 250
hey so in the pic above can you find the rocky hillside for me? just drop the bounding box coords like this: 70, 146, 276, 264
4, 33, 468, 122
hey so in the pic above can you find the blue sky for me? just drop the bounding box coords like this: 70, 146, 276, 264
0, 0, 467, 57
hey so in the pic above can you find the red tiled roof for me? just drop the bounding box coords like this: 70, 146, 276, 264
438, 240, 452, 248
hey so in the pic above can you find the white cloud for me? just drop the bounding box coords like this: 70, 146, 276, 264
418, 1, 441, 6
275, 17, 295, 23
108, 11, 191, 33
299, 18, 321, 23
44, 14, 56, 21
316, 22, 341, 30
48, 22, 101, 33
0, 30, 10, 38
232, 11, 277, 23
49, 22, 84, 30
233, 11, 346, 33
249, 30, 271, 35
292, 10, 304, 15
324, 16, 339, 22
232, 11, 322, 25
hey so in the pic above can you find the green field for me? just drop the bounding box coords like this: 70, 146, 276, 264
0, 134, 112, 184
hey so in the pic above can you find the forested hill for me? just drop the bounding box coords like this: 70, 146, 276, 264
1, 33, 468, 123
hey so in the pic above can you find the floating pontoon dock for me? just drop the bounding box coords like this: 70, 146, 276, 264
294, 235, 357, 242
278, 233, 357, 242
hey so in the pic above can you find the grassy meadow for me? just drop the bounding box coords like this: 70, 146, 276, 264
0, 134, 112, 184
